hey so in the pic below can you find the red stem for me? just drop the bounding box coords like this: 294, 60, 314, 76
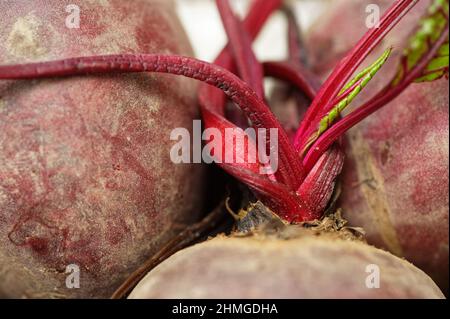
0, 54, 272, 125
293, 0, 418, 152
263, 61, 319, 100
198, 81, 315, 221
221, 165, 312, 222
265, 6, 321, 102
213, 0, 281, 70
303, 24, 449, 171
297, 144, 344, 220
298, 74, 368, 152
0, 53, 305, 190
208, 0, 282, 115
216, 0, 264, 99
205, 0, 306, 189
283, 5, 308, 66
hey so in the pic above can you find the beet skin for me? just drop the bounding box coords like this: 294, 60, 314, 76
128, 235, 444, 299
0, 0, 204, 298
306, 0, 449, 293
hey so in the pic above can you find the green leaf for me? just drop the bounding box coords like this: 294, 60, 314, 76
302, 48, 391, 155
392, 0, 449, 85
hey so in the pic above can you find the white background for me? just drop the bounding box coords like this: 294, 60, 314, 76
175, 0, 328, 62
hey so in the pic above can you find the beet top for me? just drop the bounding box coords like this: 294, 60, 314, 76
0, 0, 448, 224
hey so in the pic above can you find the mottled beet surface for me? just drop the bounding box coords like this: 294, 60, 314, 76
306, 0, 449, 293
0, 0, 204, 298
128, 235, 444, 299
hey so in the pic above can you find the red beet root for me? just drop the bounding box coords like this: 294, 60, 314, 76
0, 0, 447, 299
306, 0, 449, 292
128, 228, 444, 299
0, 0, 204, 298
341, 78, 449, 293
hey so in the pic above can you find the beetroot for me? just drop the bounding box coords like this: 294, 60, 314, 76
0, 0, 204, 298
128, 227, 444, 299
0, 0, 447, 299
306, 0, 449, 292
340, 78, 449, 293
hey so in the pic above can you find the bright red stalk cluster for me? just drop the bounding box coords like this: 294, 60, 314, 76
0, 0, 444, 223
293, 0, 418, 151
303, 20, 449, 171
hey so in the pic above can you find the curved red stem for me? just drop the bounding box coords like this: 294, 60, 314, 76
263, 61, 319, 100
303, 24, 449, 171
293, 0, 418, 152
0, 53, 305, 191
216, 0, 264, 99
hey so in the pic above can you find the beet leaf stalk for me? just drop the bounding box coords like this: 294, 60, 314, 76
300, 48, 392, 157
200, 0, 307, 191
214, 0, 264, 128
293, 0, 418, 153
263, 5, 321, 101
208, 0, 282, 115
196, 0, 315, 219
199, 0, 338, 221
0, 53, 307, 192
216, 0, 264, 99
0, 0, 440, 225
303, 0, 449, 170
0, 0, 320, 221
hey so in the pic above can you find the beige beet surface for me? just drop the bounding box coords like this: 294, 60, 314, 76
129, 236, 444, 299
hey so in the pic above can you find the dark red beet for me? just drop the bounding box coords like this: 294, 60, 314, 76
0, 0, 204, 298
306, 0, 449, 293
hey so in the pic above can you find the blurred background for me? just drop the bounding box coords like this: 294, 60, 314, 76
175, 0, 328, 62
